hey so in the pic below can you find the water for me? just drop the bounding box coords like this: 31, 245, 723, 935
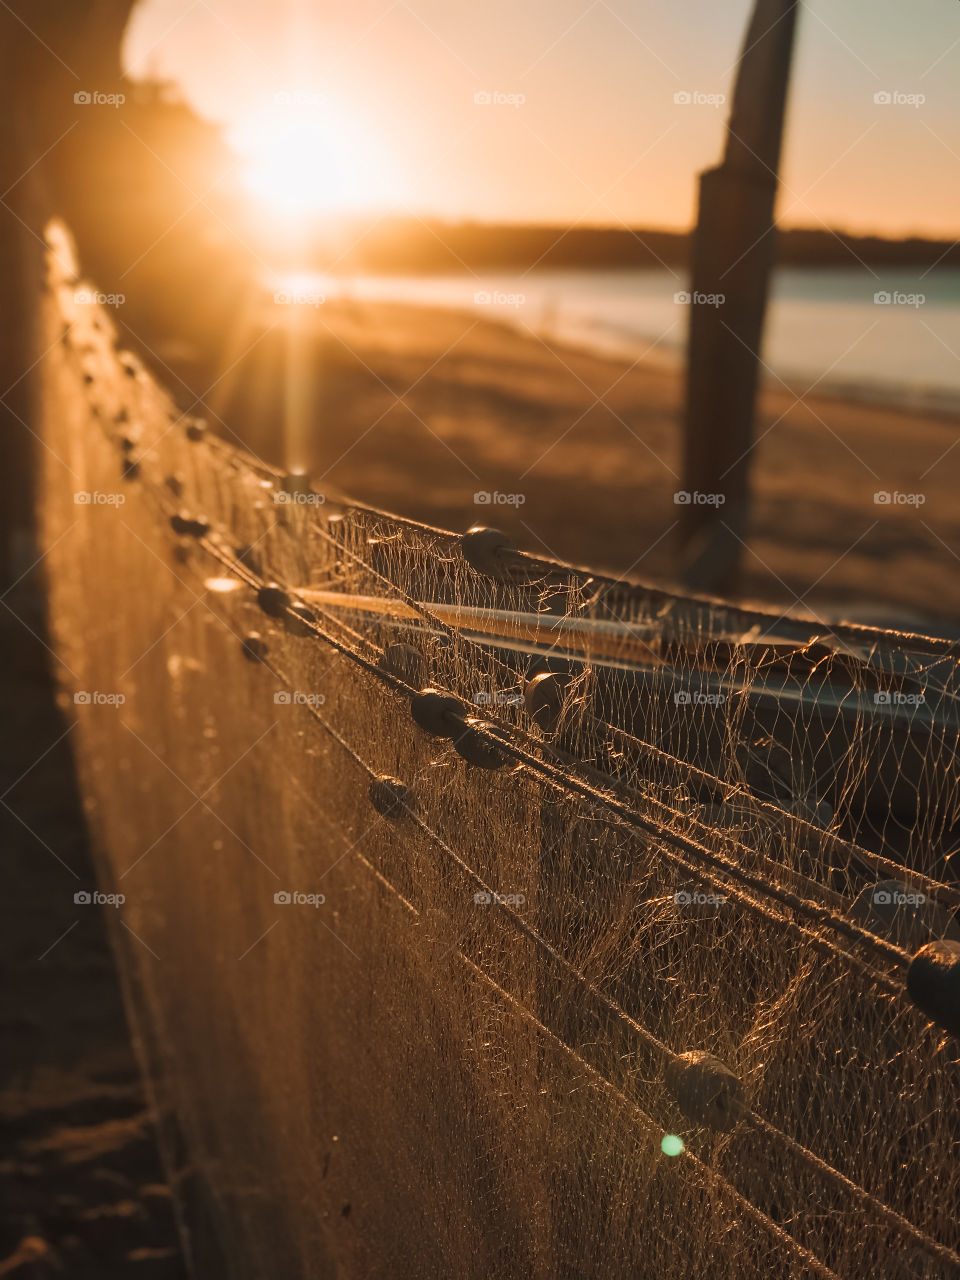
312, 266, 960, 415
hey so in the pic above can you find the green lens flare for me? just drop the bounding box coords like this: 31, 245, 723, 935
661, 1134, 684, 1157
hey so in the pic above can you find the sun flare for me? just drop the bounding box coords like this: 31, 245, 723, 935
232, 97, 403, 220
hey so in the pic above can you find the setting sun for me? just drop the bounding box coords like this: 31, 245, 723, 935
231, 97, 403, 220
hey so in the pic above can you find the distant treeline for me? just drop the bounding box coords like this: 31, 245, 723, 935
322, 220, 960, 274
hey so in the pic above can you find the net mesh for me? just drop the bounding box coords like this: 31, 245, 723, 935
36, 222, 960, 1280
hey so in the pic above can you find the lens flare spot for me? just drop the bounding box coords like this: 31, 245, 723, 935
661, 1134, 684, 1157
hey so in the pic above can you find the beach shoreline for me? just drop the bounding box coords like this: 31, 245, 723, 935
273, 265, 960, 421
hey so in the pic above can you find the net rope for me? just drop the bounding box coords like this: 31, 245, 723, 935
36, 223, 960, 1280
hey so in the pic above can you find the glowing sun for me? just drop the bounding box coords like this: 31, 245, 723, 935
232, 96, 403, 219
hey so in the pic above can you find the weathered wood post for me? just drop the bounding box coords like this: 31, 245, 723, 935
0, 0, 136, 588
680, 0, 800, 594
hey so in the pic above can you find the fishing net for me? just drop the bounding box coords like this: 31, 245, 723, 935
36, 222, 960, 1280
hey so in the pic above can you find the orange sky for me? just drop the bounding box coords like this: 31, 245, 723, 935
125, 0, 960, 238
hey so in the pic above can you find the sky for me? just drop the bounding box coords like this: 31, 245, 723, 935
124, 0, 960, 236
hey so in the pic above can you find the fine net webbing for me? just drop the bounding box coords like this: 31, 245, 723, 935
36, 223, 960, 1279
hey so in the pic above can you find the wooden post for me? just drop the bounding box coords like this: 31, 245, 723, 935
0, 17, 43, 589
0, 1, 136, 588
680, 0, 800, 594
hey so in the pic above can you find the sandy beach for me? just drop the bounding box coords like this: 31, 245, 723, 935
218, 298, 960, 630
